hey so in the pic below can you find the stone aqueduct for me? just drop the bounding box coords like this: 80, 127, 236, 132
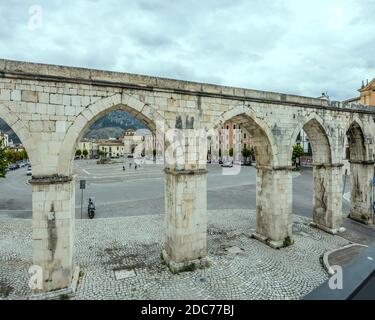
0, 59, 374, 291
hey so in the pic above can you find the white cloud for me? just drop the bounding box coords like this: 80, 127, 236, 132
0, 0, 374, 100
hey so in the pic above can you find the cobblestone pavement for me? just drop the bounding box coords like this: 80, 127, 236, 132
0, 210, 350, 300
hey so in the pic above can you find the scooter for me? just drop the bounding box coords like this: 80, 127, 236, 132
88, 198, 95, 219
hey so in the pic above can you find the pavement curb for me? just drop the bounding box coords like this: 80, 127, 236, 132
322, 243, 368, 275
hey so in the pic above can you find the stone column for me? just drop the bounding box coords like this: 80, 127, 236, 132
162, 122, 209, 272
163, 168, 208, 272
252, 166, 293, 248
349, 161, 374, 225
310, 163, 344, 234
31, 175, 75, 292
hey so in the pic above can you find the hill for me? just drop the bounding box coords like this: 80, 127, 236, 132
0, 110, 147, 144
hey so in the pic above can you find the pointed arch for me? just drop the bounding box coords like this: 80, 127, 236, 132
58, 93, 167, 175
290, 113, 332, 164
346, 120, 367, 162
0, 102, 36, 167
209, 104, 278, 167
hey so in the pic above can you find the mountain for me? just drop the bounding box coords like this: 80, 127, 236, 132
0, 119, 20, 144
0, 110, 147, 144
83, 110, 146, 139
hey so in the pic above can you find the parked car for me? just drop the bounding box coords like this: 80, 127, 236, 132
27, 168, 32, 176
8, 164, 18, 170
241, 160, 252, 166
221, 161, 233, 168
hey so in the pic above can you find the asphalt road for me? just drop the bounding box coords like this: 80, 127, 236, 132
1, 160, 374, 244
0, 160, 348, 219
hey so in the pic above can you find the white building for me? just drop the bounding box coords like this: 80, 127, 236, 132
0, 131, 9, 148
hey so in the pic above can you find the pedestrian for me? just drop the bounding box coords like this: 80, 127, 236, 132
129, 162, 132, 168
123, 166, 125, 171
135, 164, 137, 170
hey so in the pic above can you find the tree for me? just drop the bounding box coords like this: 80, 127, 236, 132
292, 144, 304, 166
242, 147, 251, 159
229, 148, 234, 157
0, 147, 10, 178
82, 149, 88, 158
250, 147, 255, 161
75, 149, 82, 157
98, 150, 105, 159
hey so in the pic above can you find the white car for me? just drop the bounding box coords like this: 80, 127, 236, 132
221, 161, 233, 168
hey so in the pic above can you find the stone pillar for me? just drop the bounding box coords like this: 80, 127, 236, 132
31, 175, 75, 292
163, 168, 208, 272
310, 164, 344, 233
349, 161, 374, 225
162, 121, 209, 272
252, 166, 293, 248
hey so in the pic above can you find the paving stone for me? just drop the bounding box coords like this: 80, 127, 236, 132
0, 209, 350, 300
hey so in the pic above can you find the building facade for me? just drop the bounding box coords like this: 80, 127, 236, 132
122, 128, 155, 157
0, 131, 9, 148
210, 120, 252, 163
98, 139, 125, 158
359, 79, 375, 106
77, 139, 99, 158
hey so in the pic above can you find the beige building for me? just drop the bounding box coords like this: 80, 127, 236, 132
0, 131, 9, 148
76, 129, 156, 159
77, 139, 99, 158
359, 79, 375, 106
97, 139, 125, 158
122, 128, 155, 157
210, 120, 252, 163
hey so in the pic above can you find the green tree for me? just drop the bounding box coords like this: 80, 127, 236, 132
82, 149, 88, 158
75, 149, 82, 157
292, 144, 304, 166
242, 147, 251, 158
98, 150, 105, 159
229, 148, 234, 157
0, 147, 10, 178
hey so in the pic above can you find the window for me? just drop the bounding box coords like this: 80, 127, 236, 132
244, 133, 247, 139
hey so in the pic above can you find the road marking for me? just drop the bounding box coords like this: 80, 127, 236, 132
89, 177, 163, 185
82, 169, 91, 175
75, 196, 163, 208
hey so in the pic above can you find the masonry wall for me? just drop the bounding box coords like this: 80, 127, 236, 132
0, 60, 375, 291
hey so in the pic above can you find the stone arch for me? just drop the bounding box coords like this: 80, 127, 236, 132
0, 102, 36, 167
345, 119, 374, 225
210, 105, 278, 167
346, 120, 367, 162
58, 93, 167, 175
290, 113, 333, 165
291, 113, 343, 233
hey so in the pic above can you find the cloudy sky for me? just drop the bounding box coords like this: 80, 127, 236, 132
0, 0, 374, 100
